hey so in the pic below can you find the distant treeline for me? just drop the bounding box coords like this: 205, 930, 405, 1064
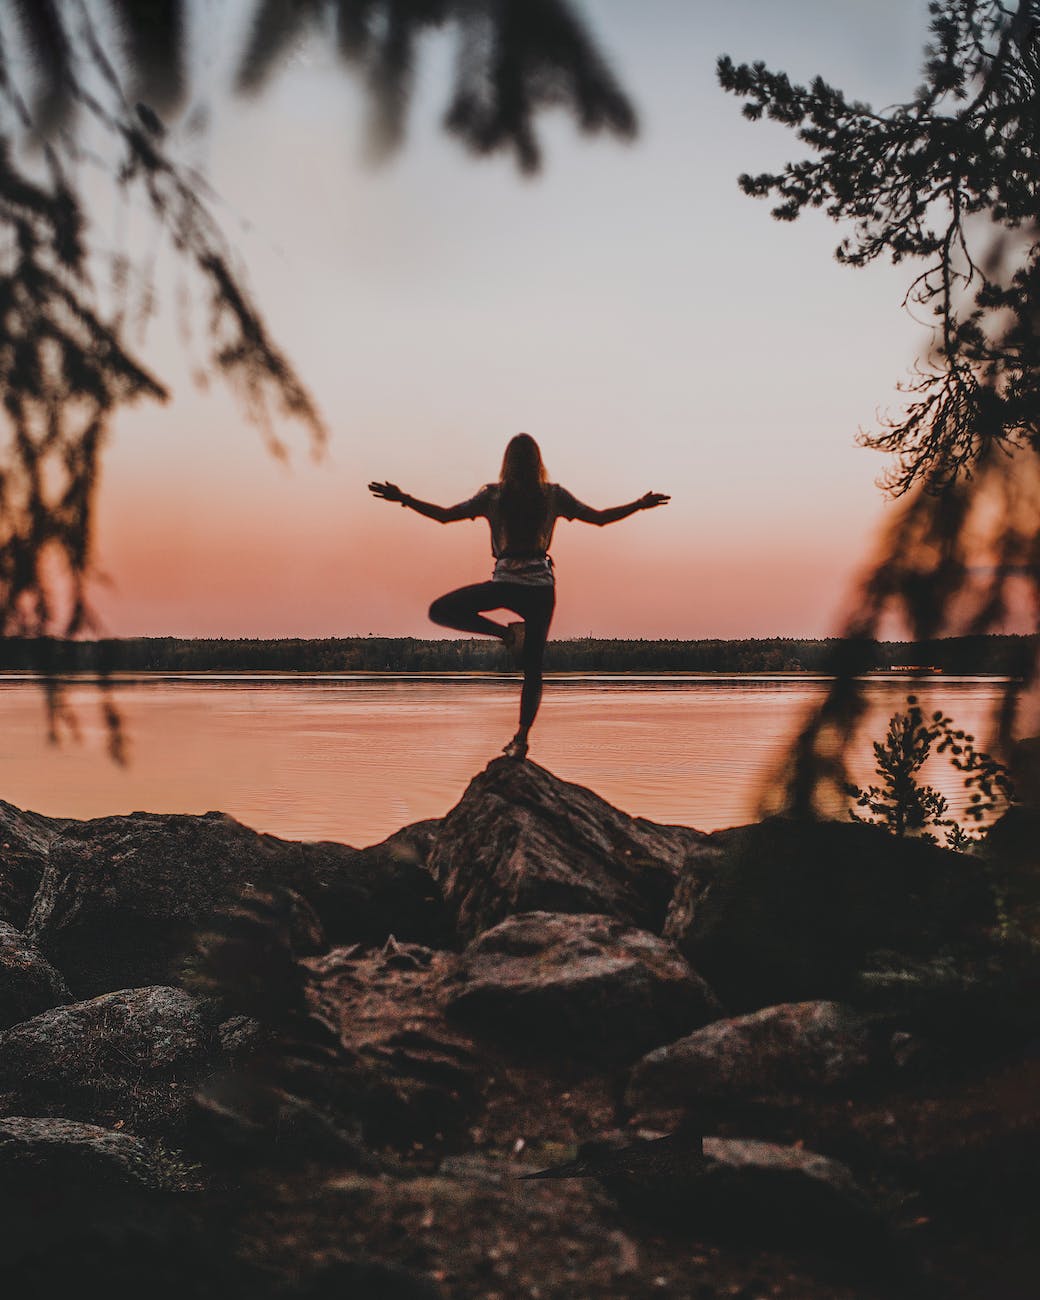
0, 635, 1034, 675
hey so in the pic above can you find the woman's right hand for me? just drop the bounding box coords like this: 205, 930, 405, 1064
368, 481, 405, 503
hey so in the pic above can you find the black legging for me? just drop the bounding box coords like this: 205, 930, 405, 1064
428, 581, 556, 727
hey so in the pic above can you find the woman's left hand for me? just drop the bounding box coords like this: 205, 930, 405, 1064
639, 491, 670, 509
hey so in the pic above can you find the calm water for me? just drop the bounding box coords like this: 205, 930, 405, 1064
0, 674, 1011, 845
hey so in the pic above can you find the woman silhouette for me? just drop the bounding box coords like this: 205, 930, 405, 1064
369, 433, 669, 759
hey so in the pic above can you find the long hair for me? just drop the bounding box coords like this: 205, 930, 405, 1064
499, 433, 549, 553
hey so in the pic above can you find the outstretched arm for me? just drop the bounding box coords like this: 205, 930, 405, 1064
570, 491, 670, 526
368, 481, 484, 523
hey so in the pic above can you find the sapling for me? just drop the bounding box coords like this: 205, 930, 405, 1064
846, 696, 1013, 848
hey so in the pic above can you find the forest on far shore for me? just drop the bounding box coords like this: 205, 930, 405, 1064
0, 635, 1033, 675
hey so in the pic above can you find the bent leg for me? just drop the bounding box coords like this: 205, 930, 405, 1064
428, 582, 510, 639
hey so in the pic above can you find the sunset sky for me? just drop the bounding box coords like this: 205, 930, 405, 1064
93, 0, 935, 640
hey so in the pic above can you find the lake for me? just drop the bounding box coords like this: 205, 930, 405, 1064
0, 674, 1011, 845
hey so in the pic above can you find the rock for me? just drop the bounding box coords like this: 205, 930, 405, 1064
983, 805, 1040, 933
306, 944, 484, 1151
0, 798, 71, 928
696, 1136, 877, 1243
626, 1001, 874, 1114
0, 920, 71, 1028
428, 758, 703, 940
521, 1129, 877, 1246
26, 810, 447, 997
297, 819, 450, 948
984, 804, 1040, 872
443, 911, 719, 1063
0, 984, 219, 1134
665, 817, 995, 1010
217, 1013, 265, 1056
380, 934, 436, 971
852, 944, 1040, 1062
1009, 737, 1040, 805
0, 1116, 222, 1296
25, 812, 312, 995
0, 1114, 167, 1194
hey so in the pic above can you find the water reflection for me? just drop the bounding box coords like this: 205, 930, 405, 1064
0, 675, 1010, 846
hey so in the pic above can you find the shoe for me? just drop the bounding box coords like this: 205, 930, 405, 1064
502, 732, 529, 761
503, 621, 526, 667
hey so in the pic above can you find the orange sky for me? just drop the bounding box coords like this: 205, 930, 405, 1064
91, 1, 935, 640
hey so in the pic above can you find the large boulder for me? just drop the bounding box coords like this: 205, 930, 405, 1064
0, 798, 71, 927
626, 1000, 874, 1115
0, 984, 221, 1134
26, 811, 313, 995
0, 921, 70, 1028
428, 759, 703, 940
665, 817, 995, 1010
442, 911, 719, 1063
27, 810, 446, 996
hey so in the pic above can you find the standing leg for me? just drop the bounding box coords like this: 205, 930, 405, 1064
501, 586, 555, 759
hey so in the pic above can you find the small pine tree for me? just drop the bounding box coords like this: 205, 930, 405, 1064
847, 697, 949, 839
846, 696, 1014, 848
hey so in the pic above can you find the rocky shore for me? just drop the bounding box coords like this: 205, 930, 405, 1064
2, 759, 1039, 1298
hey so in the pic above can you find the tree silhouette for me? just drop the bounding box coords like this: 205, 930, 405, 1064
845, 694, 1013, 844
0, 0, 636, 746
719, 0, 1040, 812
